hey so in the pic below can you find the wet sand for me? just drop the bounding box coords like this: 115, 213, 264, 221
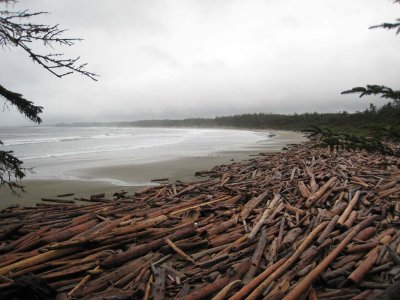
0, 130, 306, 208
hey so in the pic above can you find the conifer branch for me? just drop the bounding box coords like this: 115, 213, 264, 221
341, 85, 400, 102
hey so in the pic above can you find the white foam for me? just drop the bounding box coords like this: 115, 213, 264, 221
19, 135, 189, 160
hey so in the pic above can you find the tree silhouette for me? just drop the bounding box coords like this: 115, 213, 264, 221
342, 85, 400, 104
0, 0, 97, 194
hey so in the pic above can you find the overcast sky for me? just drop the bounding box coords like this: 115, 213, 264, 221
0, 0, 399, 125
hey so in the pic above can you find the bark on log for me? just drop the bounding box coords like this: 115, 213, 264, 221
246, 220, 329, 300
282, 215, 378, 300
348, 246, 379, 283
248, 194, 281, 240
181, 258, 251, 300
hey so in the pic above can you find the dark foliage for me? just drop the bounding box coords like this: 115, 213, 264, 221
370, 21, 400, 34
0, 84, 43, 123
212, 102, 400, 136
0, 141, 29, 194
342, 85, 400, 103
305, 126, 398, 157
369, 0, 400, 34
61, 102, 400, 141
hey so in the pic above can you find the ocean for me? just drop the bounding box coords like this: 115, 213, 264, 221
0, 126, 272, 184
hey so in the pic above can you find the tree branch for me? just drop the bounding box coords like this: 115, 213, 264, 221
0, 148, 28, 195
341, 85, 400, 103
0, 84, 43, 123
0, 5, 98, 80
369, 20, 400, 34
369, 1, 400, 34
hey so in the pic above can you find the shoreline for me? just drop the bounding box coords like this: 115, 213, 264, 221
0, 129, 306, 208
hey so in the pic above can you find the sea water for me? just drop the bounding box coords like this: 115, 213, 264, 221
0, 126, 271, 183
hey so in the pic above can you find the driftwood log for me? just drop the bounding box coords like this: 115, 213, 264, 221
0, 141, 399, 299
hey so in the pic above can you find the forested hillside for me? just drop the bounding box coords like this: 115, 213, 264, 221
60, 102, 400, 137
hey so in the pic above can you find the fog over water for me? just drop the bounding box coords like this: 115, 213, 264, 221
0, 0, 399, 126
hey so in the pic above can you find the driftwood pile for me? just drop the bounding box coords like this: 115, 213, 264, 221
0, 141, 399, 299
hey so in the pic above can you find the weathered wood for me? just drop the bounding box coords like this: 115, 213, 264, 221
153, 266, 166, 300
101, 226, 195, 268
281, 227, 303, 249
181, 258, 250, 300
305, 177, 337, 207
248, 194, 281, 240
165, 238, 195, 264
246, 221, 329, 300
317, 215, 339, 245
211, 280, 242, 300
240, 191, 268, 220
0, 141, 398, 299
348, 246, 379, 283
0, 224, 22, 241
283, 215, 378, 300
41, 198, 75, 204
354, 226, 376, 241
243, 229, 268, 283
0, 247, 79, 275
41, 220, 98, 244
338, 191, 361, 226
207, 217, 237, 236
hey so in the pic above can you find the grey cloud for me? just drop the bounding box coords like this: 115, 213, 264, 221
0, 0, 399, 126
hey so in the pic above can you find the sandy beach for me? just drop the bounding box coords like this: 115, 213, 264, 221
0, 130, 306, 208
